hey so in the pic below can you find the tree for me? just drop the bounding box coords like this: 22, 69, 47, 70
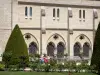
2, 25, 29, 68
91, 22, 100, 71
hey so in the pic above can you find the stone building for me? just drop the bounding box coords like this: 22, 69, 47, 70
0, 0, 100, 62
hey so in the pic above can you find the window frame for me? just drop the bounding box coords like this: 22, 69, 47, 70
30, 7, 32, 17
53, 8, 55, 17
25, 7, 28, 17
79, 10, 81, 19
57, 8, 59, 18
83, 10, 85, 19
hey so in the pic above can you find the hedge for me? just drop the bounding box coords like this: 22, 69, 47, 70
2, 25, 29, 67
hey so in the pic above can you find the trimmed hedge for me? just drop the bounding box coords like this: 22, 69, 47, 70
2, 25, 29, 67
91, 22, 100, 70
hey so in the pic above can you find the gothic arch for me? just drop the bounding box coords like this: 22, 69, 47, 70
74, 34, 92, 59
74, 34, 92, 47
46, 33, 66, 57
47, 33, 66, 45
23, 33, 39, 54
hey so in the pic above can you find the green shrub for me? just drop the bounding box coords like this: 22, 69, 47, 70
50, 64, 58, 72
36, 63, 51, 72
90, 65, 97, 73
57, 64, 64, 72
65, 61, 76, 70
0, 63, 5, 71
70, 61, 76, 70
44, 64, 50, 72
75, 62, 90, 72
36, 64, 43, 71
18, 56, 29, 68
49, 58, 57, 71
80, 61, 89, 70
35, 54, 40, 58
2, 52, 12, 68
28, 62, 38, 71
49, 58, 57, 66
64, 61, 70, 69
8, 65, 19, 71
2, 25, 29, 67
91, 22, 100, 69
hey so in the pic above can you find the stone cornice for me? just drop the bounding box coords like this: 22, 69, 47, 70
18, 0, 100, 8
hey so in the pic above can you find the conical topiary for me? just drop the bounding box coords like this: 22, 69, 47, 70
2, 25, 29, 67
91, 22, 100, 69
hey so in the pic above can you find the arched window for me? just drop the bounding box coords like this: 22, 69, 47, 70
74, 42, 81, 56
83, 42, 90, 57
57, 42, 65, 58
47, 42, 55, 57
29, 42, 37, 54
30, 7, 32, 17
25, 7, 28, 16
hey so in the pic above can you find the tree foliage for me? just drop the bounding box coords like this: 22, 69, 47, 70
91, 22, 100, 69
2, 25, 29, 67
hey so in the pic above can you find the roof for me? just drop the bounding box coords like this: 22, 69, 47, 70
18, 0, 100, 8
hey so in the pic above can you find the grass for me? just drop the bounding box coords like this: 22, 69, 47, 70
0, 71, 97, 75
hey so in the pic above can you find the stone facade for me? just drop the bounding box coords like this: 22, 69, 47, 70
0, 0, 100, 62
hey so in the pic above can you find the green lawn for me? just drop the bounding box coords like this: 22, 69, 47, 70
0, 71, 97, 75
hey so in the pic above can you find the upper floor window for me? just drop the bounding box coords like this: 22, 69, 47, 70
25, 7, 28, 16
57, 8, 59, 18
53, 8, 55, 17
83, 10, 85, 19
30, 7, 32, 17
79, 10, 81, 18
79, 9, 86, 21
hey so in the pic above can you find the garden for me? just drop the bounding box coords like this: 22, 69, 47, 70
0, 71, 97, 75
0, 24, 100, 75
0, 54, 98, 75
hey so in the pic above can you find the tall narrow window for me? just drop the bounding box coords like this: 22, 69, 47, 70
74, 42, 81, 56
83, 10, 85, 19
53, 8, 55, 17
30, 7, 32, 17
79, 10, 81, 18
57, 8, 59, 17
83, 42, 90, 57
25, 7, 28, 16
47, 42, 55, 56
57, 42, 64, 58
